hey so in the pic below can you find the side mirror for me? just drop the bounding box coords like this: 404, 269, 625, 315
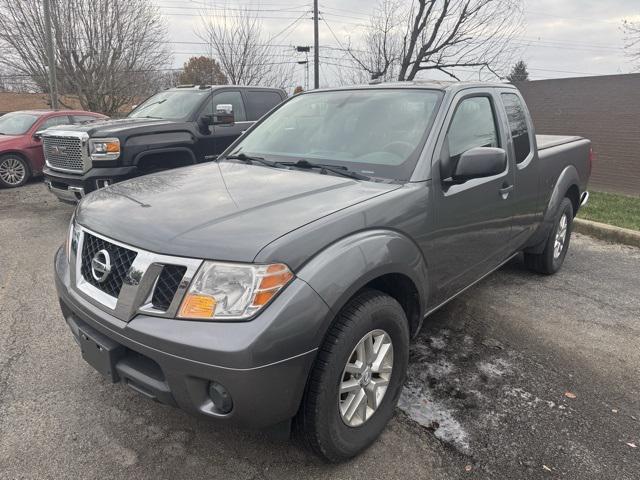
213, 103, 234, 125
444, 147, 506, 184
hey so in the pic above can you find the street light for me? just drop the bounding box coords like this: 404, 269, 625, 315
295, 46, 311, 90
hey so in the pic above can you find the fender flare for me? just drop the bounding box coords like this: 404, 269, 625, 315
296, 229, 429, 334
133, 147, 197, 167
525, 165, 580, 253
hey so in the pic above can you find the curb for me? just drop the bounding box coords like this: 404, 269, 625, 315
574, 218, 640, 248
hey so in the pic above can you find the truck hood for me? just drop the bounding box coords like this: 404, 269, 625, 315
76, 162, 401, 263
46, 117, 180, 136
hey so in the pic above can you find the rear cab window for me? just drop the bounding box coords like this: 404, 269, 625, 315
501, 93, 531, 164
245, 90, 284, 121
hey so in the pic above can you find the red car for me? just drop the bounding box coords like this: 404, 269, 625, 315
0, 109, 106, 188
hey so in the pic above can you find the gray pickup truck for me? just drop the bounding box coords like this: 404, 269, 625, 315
54, 81, 591, 462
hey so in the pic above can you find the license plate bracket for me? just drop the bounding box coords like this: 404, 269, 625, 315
78, 324, 125, 383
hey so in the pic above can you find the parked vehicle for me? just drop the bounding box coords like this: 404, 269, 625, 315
42, 85, 287, 202
0, 109, 105, 188
54, 82, 591, 462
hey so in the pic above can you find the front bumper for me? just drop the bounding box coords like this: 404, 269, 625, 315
43, 166, 138, 202
55, 247, 328, 428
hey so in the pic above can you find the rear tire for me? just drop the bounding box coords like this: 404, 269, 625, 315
0, 154, 31, 188
295, 289, 409, 462
525, 197, 574, 275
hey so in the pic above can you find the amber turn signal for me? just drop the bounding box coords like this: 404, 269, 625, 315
105, 141, 120, 153
179, 294, 217, 319
251, 264, 293, 308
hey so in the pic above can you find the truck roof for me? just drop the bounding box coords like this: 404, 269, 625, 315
312, 80, 518, 94
169, 85, 285, 92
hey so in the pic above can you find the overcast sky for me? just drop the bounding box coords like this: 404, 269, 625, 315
153, 0, 640, 87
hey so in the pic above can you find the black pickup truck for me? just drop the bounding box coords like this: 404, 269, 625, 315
42, 85, 286, 202
55, 81, 591, 462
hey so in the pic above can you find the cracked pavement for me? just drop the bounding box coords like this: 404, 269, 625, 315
1, 182, 639, 479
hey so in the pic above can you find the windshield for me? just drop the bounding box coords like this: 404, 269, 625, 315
228, 88, 443, 181
0, 112, 39, 135
128, 89, 210, 120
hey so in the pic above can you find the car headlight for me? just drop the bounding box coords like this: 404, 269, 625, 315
178, 262, 294, 320
65, 213, 80, 263
89, 138, 120, 161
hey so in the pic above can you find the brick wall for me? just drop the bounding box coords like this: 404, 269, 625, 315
0, 92, 136, 116
0, 92, 82, 114
516, 74, 640, 197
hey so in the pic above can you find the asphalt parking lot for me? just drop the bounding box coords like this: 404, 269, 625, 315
1, 182, 639, 479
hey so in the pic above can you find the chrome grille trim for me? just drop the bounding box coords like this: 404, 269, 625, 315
42, 130, 91, 174
70, 225, 202, 322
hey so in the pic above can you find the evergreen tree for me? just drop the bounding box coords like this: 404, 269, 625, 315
506, 60, 530, 82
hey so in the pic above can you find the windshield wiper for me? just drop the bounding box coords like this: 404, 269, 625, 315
280, 159, 370, 180
224, 153, 286, 169
133, 99, 166, 114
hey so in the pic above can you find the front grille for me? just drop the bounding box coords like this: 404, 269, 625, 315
151, 265, 187, 311
80, 233, 138, 298
43, 136, 84, 172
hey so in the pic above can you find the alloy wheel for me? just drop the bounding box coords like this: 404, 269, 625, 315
0, 158, 26, 186
554, 213, 568, 259
338, 329, 394, 427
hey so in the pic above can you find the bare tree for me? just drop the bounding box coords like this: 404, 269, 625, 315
623, 18, 640, 68
346, 0, 403, 82
0, 66, 37, 92
197, 7, 294, 88
0, 0, 171, 115
347, 0, 523, 82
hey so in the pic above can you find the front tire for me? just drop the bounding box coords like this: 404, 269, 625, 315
0, 154, 31, 188
295, 289, 410, 462
525, 197, 574, 274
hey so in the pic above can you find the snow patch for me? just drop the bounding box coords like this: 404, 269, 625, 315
425, 359, 455, 379
477, 358, 513, 377
399, 385, 470, 453
429, 335, 447, 350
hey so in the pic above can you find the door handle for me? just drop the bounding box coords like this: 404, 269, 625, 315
499, 184, 514, 198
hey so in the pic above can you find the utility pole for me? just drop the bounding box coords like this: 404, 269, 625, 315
313, 0, 319, 89
43, 0, 59, 110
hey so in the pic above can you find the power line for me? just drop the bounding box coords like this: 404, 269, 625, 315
267, 11, 309, 43
156, 3, 310, 13
524, 8, 618, 24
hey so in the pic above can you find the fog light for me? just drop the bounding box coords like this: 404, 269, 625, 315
208, 381, 233, 414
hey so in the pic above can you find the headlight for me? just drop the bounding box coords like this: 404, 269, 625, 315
89, 138, 120, 161
178, 262, 294, 320
65, 213, 80, 263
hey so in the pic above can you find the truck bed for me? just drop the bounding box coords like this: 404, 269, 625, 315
536, 135, 583, 151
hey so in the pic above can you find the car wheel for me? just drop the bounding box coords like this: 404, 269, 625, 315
295, 289, 409, 462
525, 197, 574, 275
0, 154, 31, 188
